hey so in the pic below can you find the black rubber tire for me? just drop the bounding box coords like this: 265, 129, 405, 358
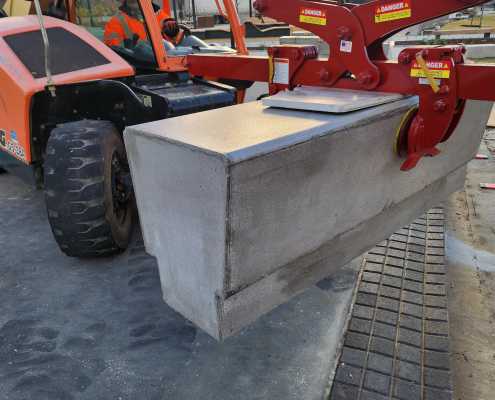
44, 120, 134, 257
0, 167, 6, 174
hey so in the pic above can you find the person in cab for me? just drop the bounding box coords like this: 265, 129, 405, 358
104, 0, 181, 48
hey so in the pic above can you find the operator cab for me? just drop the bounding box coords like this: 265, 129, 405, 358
72, 0, 234, 69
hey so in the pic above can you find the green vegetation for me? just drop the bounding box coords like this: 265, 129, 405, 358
474, 58, 495, 64
441, 15, 495, 30
77, 0, 118, 27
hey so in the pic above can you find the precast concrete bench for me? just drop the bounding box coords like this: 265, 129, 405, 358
124, 93, 491, 340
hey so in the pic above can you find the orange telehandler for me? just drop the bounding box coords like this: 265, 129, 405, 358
0, 0, 249, 257
4, 0, 495, 259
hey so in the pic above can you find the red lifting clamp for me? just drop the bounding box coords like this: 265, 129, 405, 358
395, 46, 467, 171
188, 0, 495, 171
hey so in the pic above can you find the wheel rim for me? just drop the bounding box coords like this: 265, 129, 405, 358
111, 152, 132, 225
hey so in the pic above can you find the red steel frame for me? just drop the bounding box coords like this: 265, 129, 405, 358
187, 0, 495, 170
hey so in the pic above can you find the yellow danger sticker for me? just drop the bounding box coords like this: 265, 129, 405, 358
375, 1, 411, 23
410, 61, 451, 79
299, 7, 327, 26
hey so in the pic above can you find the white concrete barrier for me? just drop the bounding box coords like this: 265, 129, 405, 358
464, 44, 495, 60
281, 34, 495, 61
279, 35, 329, 57
124, 97, 492, 340
386, 42, 495, 60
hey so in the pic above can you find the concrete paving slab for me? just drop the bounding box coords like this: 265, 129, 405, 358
331, 208, 453, 400
262, 87, 404, 113
0, 173, 361, 400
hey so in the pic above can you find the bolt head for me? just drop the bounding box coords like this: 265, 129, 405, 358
319, 68, 330, 82
337, 26, 351, 40
434, 100, 447, 112
439, 85, 450, 95
357, 72, 372, 86
253, 0, 266, 12
398, 52, 411, 65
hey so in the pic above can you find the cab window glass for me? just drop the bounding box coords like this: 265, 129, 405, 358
76, 0, 157, 66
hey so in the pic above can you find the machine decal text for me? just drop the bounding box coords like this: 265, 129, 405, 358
0, 130, 26, 161
375, 1, 411, 23
340, 40, 353, 53
299, 7, 327, 26
410, 61, 451, 79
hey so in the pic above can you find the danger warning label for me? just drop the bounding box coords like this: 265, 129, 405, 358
375, 1, 411, 23
299, 7, 327, 26
410, 61, 451, 79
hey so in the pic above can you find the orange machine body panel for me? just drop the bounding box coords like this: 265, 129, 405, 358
0, 0, 248, 164
0, 16, 134, 165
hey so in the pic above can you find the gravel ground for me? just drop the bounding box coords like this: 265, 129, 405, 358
1, 128, 494, 400
0, 171, 359, 400
446, 129, 495, 400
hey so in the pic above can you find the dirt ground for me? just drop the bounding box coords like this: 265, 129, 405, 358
441, 15, 495, 30
0, 171, 358, 400
1, 111, 494, 400
446, 129, 495, 400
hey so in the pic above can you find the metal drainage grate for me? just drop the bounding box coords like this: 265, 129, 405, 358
330, 208, 452, 400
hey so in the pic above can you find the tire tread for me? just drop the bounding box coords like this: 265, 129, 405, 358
44, 120, 130, 257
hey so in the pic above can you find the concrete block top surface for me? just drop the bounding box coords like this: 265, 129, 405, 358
125, 95, 417, 164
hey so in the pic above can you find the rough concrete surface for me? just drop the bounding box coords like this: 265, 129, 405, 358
446, 129, 495, 400
126, 99, 491, 339
0, 172, 361, 400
